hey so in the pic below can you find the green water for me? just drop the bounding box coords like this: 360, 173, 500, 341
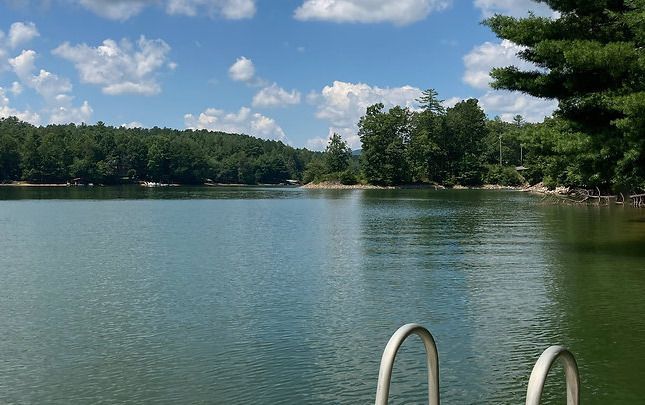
0, 186, 643, 404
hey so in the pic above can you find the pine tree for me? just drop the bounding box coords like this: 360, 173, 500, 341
485, 0, 645, 190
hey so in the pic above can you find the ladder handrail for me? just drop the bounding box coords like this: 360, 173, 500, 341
525, 345, 580, 405
374, 323, 440, 405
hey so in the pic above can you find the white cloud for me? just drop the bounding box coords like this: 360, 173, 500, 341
305, 136, 329, 151
308, 80, 422, 149
306, 130, 358, 151
0, 86, 41, 124
8, 22, 39, 48
9, 81, 23, 95
121, 121, 145, 128
252, 83, 301, 108
10, 50, 72, 102
312, 80, 422, 128
72, 0, 256, 20
474, 0, 556, 18
463, 39, 535, 89
442, 96, 462, 108
8, 49, 92, 124
294, 0, 451, 25
49, 100, 93, 124
77, 0, 147, 20
228, 56, 255, 82
53, 36, 173, 96
462, 39, 556, 122
166, 0, 256, 19
184, 107, 288, 142
479, 91, 556, 123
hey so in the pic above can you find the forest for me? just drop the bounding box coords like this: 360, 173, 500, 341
0, 117, 317, 185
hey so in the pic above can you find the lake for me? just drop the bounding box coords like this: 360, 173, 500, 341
0, 186, 643, 404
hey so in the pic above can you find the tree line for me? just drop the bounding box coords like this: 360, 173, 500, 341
0, 117, 317, 185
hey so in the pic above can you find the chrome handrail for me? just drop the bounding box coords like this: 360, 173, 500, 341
374, 323, 440, 405
525, 346, 580, 405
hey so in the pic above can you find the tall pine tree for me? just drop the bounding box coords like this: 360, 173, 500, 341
485, 0, 644, 191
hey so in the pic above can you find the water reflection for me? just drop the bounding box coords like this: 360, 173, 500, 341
0, 189, 643, 404
541, 206, 645, 404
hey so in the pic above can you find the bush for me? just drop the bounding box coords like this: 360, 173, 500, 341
339, 169, 358, 185
485, 165, 526, 186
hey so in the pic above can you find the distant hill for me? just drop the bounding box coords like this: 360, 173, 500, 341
352, 149, 362, 156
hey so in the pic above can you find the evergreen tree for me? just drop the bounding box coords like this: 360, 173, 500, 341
417, 88, 445, 116
485, 0, 645, 190
324, 133, 352, 173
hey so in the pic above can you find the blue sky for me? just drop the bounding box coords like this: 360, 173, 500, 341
0, 0, 558, 149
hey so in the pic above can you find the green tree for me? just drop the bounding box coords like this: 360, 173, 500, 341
359, 104, 412, 185
443, 99, 489, 185
408, 89, 445, 182
485, 0, 645, 190
417, 88, 445, 116
0, 133, 20, 181
324, 133, 352, 174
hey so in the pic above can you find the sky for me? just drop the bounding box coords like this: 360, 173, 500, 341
0, 0, 559, 150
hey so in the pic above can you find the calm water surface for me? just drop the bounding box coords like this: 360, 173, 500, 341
0, 187, 643, 404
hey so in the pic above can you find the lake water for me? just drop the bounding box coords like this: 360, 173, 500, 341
0, 186, 643, 404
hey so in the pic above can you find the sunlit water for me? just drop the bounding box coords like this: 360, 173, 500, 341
0, 187, 643, 404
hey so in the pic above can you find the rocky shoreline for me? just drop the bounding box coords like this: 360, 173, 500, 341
300, 181, 396, 190
299, 181, 579, 198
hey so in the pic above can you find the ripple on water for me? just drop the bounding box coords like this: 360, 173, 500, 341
0, 190, 643, 404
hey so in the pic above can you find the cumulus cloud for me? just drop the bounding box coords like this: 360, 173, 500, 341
8, 49, 92, 124
479, 91, 556, 123
166, 0, 256, 18
312, 80, 422, 127
0, 86, 41, 124
462, 39, 556, 121
121, 121, 145, 128
0, 21, 39, 72
49, 100, 93, 124
10, 50, 72, 102
474, 0, 556, 18
305, 136, 329, 151
72, 0, 256, 20
184, 106, 288, 142
307, 80, 423, 149
53, 36, 173, 96
463, 39, 536, 89
8, 22, 39, 48
228, 56, 256, 82
252, 83, 301, 108
294, 0, 451, 25
77, 0, 147, 20
442, 96, 462, 108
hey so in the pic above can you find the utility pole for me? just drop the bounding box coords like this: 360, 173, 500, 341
520, 144, 523, 165
499, 135, 502, 166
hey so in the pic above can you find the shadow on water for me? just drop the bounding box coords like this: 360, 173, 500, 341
540, 205, 645, 404
0, 185, 304, 200
562, 238, 645, 258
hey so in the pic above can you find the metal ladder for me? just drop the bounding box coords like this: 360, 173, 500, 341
375, 324, 580, 405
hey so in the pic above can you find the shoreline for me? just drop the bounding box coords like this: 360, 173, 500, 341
0, 180, 590, 198
299, 181, 526, 191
